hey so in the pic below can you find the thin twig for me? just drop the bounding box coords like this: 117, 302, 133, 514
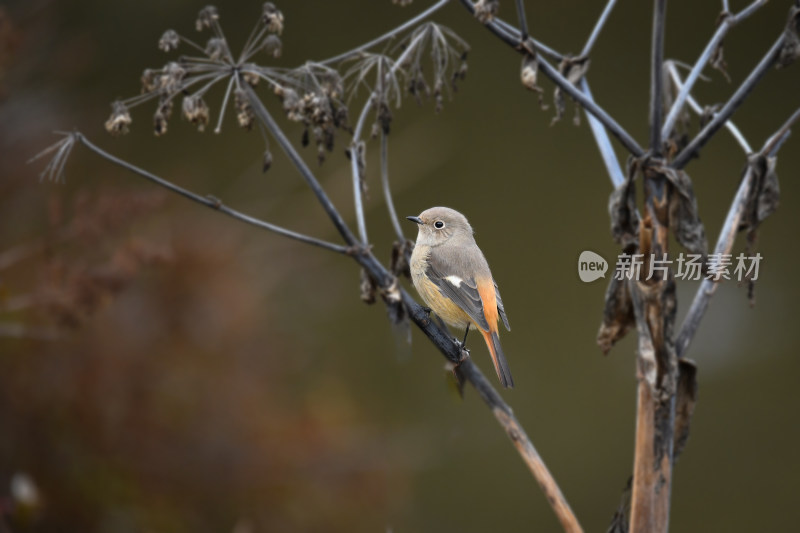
495, 19, 564, 61
319, 0, 451, 66
650, 0, 668, 156
665, 61, 753, 154
581, 0, 618, 58
676, 108, 800, 357
70, 133, 349, 254
380, 131, 405, 242
459, 0, 645, 157
514, 0, 529, 42
671, 33, 785, 169
661, 0, 767, 139
579, 79, 625, 187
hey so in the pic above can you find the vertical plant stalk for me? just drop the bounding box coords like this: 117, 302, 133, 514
650, 0, 668, 156
380, 131, 405, 242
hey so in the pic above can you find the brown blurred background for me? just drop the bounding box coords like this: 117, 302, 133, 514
1, 1, 799, 531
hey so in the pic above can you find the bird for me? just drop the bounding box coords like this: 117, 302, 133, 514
406, 207, 513, 388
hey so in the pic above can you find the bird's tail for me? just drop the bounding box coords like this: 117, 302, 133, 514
481, 329, 514, 389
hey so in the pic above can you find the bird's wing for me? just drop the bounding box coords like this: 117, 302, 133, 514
426, 255, 490, 331
494, 282, 511, 331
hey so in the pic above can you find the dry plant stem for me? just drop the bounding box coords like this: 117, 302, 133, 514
320, 0, 451, 66
496, 19, 564, 60
72, 133, 349, 254
459, 0, 645, 158
671, 33, 785, 169
581, 0, 619, 57
514, 0, 530, 42
650, 0, 668, 156
349, 30, 426, 245
580, 79, 625, 187
459, 359, 584, 533
676, 108, 800, 357
665, 61, 753, 154
380, 131, 405, 241
660, 0, 767, 139
628, 280, 675, 533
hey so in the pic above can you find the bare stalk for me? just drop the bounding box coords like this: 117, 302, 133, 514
514, 0, 530, 42
661, 0, 767, 139
671, 33, 785, 169
380, 131, 405, 242
459, 0, 645, 157
579, 79, 625, 187
676, 108, 800, 357
650, 0, 668, 156
581, 0, 619, 57
70, 133, 350, 254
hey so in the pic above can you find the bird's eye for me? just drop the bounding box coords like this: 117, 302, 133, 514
434, 220, 445, 229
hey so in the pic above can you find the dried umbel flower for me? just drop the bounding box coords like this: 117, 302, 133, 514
262, 2, 284, 34
474, 0, 499, 23
158, 29, 180, 52
141, 68, 159, 94
195, 5, 219, 32
182, 94, 209, 131
262, 34, 282, 58
204, 37, 227, 61
242, 70, 260, 87
520, 54, 541, 91
159, 62, 186, 94
234, 89, 254, 130
105, 101, 132, 136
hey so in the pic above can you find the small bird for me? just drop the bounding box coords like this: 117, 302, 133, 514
407, 207, 513, 388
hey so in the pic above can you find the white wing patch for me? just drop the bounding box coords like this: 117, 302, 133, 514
445, 275, 463, 287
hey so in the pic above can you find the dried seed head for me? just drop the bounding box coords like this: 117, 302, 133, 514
141, 68, 159, 94
234, 89, 254, 130
242, 70, 260, 87
159, 62, 186, 94
262, 34, 282, 58
105, 101, 132, 136
196, 5, 219, 32
204, 37, 227, 61
182, 94, 210, 131
474, 0, 499, 24
262, 3, 284, 34
158, 29, 180, 52
154, 98, 173, 136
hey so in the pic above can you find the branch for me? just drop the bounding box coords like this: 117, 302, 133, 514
514, 0, 530, 42
581, 0, 619, 57
671, 33, 785, 169
319, 0, 451, 66
665, 61, 753, 154
459, 0, 645, 157
50, 132, 351, 254
676, 107, 800, 357
660, 0, 767, 139
579, 79, 625, 187
650, 0, 668, 156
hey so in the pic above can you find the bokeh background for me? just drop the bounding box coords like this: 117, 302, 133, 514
1, 1, 799, 531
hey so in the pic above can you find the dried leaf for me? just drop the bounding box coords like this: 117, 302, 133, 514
659, 166, 708, 256
552, 56, 590, 126
359, 268, 376, 304
390, 239, 414, 279
597, 273, 634, 354
673, 358, 698, 460
608, 165, 640, 249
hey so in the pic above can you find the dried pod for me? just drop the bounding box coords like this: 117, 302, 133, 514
474, 0, 499, 23
262, 34, 282, 58
234, 89, 254, 130
205, 37, 227, 61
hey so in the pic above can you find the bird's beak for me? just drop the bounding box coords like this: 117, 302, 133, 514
406, 215, 423, 225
